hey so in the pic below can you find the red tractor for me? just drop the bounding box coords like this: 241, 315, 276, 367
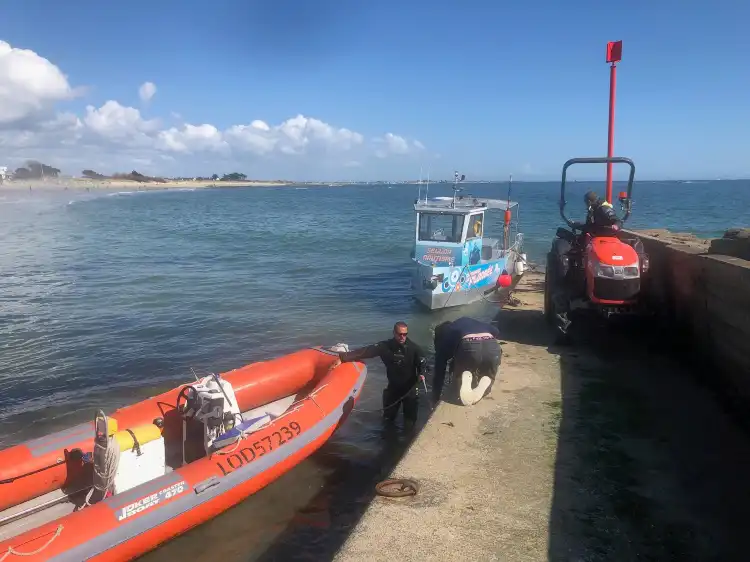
544, 157, 650, 340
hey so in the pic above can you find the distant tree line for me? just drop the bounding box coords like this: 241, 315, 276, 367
82, 169, 167, 183
12, 160, 61, 180
81, 170, 248, 182
219, 172, 247, 181
111, 170, 168, 183
2, 160, 261, 184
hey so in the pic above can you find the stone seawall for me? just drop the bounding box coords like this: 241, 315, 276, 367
629, 229, 750, 403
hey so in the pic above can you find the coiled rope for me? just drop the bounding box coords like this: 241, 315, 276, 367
375, 478, 420, 498
80, 411, 120, 509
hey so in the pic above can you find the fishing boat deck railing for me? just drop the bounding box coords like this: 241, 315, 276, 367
480, 233, 523, 261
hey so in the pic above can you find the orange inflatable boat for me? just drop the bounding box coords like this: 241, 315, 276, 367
0, 346, 365, 561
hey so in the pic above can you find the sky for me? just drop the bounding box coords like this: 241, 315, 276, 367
0, 0, 748, 182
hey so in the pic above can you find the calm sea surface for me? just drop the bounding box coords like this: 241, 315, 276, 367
1, 179, 748, 559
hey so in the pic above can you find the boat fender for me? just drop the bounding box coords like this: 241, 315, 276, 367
113, 424, 163, 453
516, 253, 527, 276
496, 271, 513, 288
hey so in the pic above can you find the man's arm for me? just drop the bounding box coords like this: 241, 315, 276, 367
412, 341, 428, 375
431, 327, 455, 403
597, 205, 622, 227
433, 345, 448, 380
338, 342, 383, 363
431, 344, 450, 404
571, 220, 586, 230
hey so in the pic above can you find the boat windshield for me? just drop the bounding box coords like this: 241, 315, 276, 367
418, 212, 464, 243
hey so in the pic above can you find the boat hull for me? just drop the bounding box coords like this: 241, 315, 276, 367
411, 251, 520, 310
0, 348, 336, 512
0, 348, 366, 561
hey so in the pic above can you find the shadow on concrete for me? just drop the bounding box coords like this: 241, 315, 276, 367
252, 412, 429, 561
493, 307, 551, 347
547, 316, 750, 561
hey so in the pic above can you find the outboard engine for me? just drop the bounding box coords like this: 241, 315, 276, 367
179, 374, 242, 462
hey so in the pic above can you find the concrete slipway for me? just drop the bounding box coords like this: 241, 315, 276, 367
333, 271, 750, 562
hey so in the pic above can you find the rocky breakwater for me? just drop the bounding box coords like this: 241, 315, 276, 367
627, 228, 750, 406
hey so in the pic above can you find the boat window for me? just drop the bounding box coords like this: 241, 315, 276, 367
467, 214, 483, 239
418, 212, 464, 243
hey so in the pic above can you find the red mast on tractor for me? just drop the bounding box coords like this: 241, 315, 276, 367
605, 40, 622, 204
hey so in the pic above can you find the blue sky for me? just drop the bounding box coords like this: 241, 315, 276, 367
1, 0, 748, 181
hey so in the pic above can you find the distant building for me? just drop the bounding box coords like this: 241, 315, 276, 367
0, 167, 7, 183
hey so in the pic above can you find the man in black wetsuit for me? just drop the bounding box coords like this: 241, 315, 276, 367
330, 321, 427, 425
433, 317, 502, 406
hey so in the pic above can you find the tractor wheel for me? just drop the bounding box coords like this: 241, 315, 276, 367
544, 253, 556, 325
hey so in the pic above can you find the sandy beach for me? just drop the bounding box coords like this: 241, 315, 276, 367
0, 177, 296, 193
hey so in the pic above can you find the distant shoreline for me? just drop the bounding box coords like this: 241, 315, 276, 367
0, 177, 746, 193
0, 178, 300, 192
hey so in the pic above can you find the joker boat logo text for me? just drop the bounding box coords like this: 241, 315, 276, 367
116, 480, 187, 522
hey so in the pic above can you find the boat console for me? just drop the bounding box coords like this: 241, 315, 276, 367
174, 373, 244, 465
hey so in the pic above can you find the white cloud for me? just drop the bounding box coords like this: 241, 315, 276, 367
0, 40, 78, 126
250, 119, 270, 132
224, 123, 277, 155
0, 40, 427, 178
157, 123, 228, 154
138, 81, 156, 102
83, 101, 160, 144
383, 133, 409, 155
373, 133, 425, 159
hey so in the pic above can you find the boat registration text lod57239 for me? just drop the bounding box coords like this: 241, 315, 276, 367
216, 421, 302, 476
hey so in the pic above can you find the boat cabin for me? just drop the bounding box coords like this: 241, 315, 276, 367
412, 195, 518, 269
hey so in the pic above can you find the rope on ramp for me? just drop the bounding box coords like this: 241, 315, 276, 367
375, 478, 420, 498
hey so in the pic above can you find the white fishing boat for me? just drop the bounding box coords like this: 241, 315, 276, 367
410, 171, 525, 309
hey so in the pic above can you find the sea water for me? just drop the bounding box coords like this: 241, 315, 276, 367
1, 180, 748, 559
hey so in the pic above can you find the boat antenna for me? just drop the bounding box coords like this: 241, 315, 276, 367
506, 173, 513, 207
503, 174, 513, 252
451, 170, 465, 209
425, 167, 430, 201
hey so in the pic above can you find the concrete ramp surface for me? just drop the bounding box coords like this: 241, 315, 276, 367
334, 270, 750, 562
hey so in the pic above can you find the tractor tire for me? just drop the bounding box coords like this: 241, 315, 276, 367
544, 253, 556, 325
